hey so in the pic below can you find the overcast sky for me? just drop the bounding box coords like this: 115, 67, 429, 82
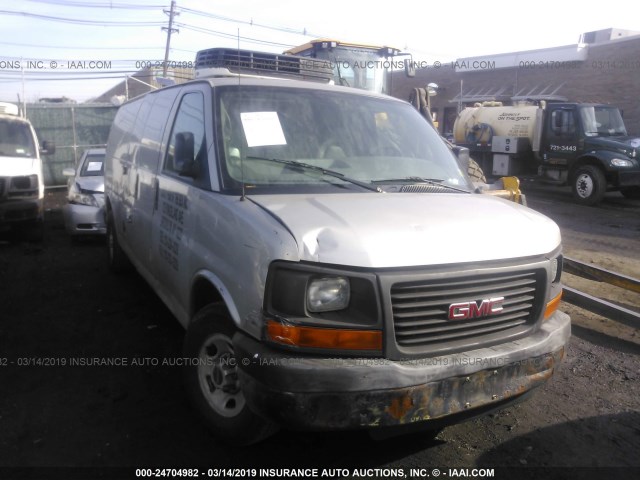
0, 0, 635, 102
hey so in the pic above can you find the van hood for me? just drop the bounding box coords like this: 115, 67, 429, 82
0, 155, 42, 177
249, 193, 561, 268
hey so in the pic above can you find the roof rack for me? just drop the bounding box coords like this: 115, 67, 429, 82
195, 48, 334, 83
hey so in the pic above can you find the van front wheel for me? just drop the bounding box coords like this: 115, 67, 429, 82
183, 304, 277, 445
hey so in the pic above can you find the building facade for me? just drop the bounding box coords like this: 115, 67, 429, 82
391, 29, 640, 136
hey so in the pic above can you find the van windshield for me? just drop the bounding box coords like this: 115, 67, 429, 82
216, 86, 470, 194
0, 118, 36, 158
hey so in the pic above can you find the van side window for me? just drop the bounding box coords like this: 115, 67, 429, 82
165, 92, 206, 179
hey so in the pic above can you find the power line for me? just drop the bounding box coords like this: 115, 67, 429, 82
177, 6, 322, 39
174, 22, 299, 49
0, 9, 165, 26
24, 0, 167, 9
0, 40, 196, 53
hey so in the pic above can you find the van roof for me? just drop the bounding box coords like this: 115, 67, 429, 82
117, 74, 406, 110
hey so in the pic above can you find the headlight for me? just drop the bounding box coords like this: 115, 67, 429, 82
549, 255, 563, 283
69, 184, 98, 207
545, 255, 563, 320
10, 174, 38, 189
307, 276, 350, 312
611, 158, 633, 167
264, 262, 381, 351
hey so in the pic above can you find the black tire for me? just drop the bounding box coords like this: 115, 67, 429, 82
106, 213, 131, 273
620, 186, 640, 199
183, 304, 278, 446
468, 158, 486, 183
572, 165, 607, 206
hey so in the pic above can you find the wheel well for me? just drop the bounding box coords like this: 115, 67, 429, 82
569, 157, 605, 180
191, 277, 225, 319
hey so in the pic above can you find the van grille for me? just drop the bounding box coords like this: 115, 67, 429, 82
390, 270, 543, 351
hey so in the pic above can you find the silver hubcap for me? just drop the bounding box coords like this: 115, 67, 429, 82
576, 173, 594, 199
198, 333, 245, 418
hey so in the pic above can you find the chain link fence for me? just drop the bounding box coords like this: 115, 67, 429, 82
26, 103, 118, 187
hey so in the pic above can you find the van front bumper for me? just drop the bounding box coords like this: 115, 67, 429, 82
234, 310, 570, 430
0, 198, 43, 225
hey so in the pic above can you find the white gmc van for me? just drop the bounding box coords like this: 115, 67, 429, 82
104, 48, 570, 445
0, 102, 54, 241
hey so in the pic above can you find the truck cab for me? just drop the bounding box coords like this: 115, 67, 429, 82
0, 102, 53, 241
539, 103, 640, 204
453, 101, 640, 205
104, 48, 570, 445
285, 39, 404, 95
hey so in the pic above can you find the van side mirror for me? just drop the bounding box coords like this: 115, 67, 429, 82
40, 140, 55, 155
174, 132, 198, 177
451, 145, 470, 171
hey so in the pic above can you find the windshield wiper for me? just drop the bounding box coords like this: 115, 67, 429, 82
373, 176, 471, 193
246, 156, 385, 193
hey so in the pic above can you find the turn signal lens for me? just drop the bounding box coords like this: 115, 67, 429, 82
266, 320, 382, 351
544, 291, 563, 320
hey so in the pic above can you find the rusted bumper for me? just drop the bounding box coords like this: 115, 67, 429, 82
235, 310, 570, 430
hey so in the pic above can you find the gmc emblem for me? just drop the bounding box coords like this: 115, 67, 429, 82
448, 297, 505, 320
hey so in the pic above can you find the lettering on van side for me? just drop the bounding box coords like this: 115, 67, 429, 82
158, 191, 189, 271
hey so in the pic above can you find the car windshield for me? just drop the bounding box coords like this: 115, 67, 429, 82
216, 86, 470, 194
80, 153, 105, 177
580, 106, 627, 137
0, 118, 36, 158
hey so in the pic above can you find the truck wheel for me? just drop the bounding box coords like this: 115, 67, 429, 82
183, 304, 278, 446
620, 186, 640, 199
468, 158, 486, 183
572, 165, 606, 205
106, 214, 131, 273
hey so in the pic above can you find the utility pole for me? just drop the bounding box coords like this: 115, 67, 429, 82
162, 0, 179, 78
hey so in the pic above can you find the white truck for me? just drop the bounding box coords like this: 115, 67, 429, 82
104, 48, 570, 445
0, 102, 54, 241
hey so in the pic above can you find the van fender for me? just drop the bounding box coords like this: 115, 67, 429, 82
190, 270, 242, 326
